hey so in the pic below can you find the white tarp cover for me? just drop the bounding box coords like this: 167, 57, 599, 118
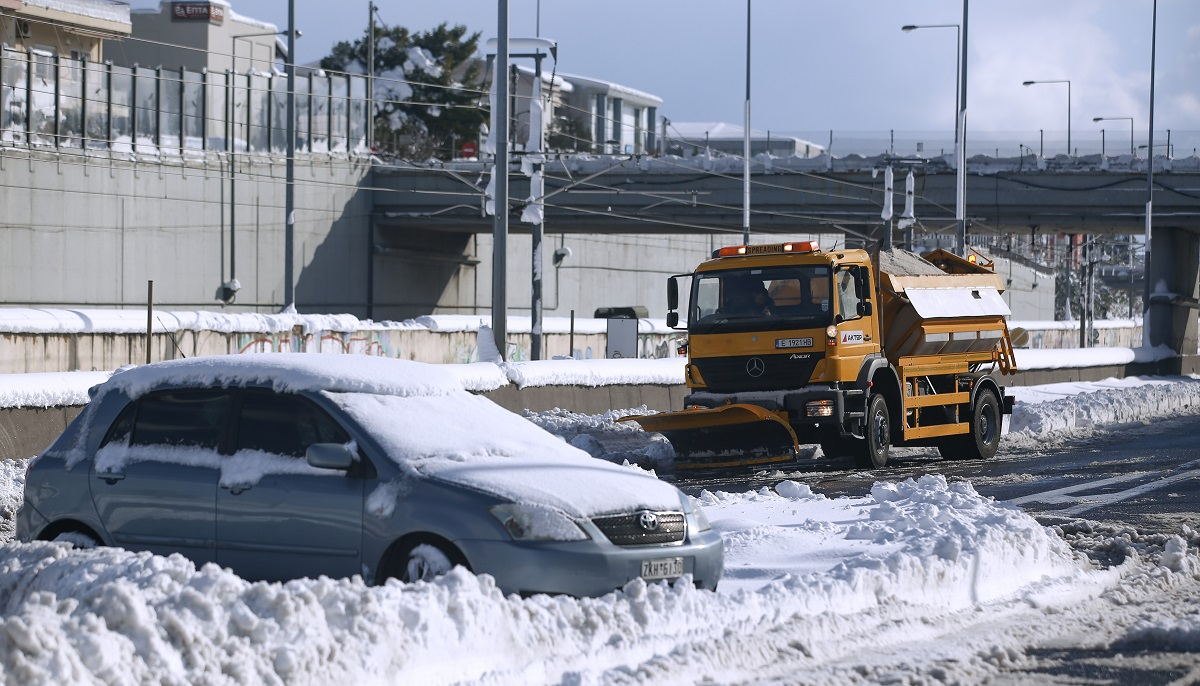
904, 287, 1011, 319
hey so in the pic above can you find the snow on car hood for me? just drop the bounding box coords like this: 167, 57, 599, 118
97, 354, 463, 400
328, 391, 683, 517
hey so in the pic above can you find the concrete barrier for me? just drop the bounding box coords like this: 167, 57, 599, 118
0, 406, 85, 461
4, 355, 1197, 462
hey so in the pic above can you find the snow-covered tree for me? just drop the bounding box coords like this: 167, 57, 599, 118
321, 23, 485, 160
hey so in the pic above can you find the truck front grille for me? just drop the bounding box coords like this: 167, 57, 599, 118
693, 353, 824, 393
592, 511, 685, 546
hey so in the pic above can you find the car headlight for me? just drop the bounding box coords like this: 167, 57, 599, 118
488, 503, 589, 541
680, 493, 713, 533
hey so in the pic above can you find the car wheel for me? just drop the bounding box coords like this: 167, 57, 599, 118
386, 540, 470, 584
52, 531, 100, 549
854, 394, 891, 470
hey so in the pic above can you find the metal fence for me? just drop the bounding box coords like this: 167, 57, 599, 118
1, 47, 368, 156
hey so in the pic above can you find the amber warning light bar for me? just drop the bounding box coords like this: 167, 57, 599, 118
712, 241, 819, 258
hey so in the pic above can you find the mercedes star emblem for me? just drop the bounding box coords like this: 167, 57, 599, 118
745, 357, 765, 377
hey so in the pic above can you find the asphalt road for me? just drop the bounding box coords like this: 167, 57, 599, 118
674, 413, 1200, 685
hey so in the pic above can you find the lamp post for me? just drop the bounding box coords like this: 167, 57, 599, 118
1022, 79, 1071, 155
901, 23, 960, 145
1093, 116, 1134, 155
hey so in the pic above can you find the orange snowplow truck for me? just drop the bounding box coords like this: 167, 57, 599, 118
621, 241, 1018, 470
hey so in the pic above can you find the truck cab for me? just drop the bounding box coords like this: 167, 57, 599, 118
630, 241, 1016, 471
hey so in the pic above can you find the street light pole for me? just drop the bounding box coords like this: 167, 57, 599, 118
900, 23, 960, 145
1022, 79, 1071, 155
1093, 116, 1134, 156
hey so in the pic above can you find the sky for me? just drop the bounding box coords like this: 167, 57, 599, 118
140, 0, 1200, 139
3, 365, 1200, 683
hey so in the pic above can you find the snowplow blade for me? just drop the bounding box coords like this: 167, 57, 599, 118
618, 404, 801, 470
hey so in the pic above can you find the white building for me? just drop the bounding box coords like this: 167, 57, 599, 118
669, 121, 824, 158
557, 73, 662, 155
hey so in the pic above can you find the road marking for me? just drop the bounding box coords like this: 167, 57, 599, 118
1008, 472, 1153, 506
1054, 470, 1200, 517
1008, 467, 1200, 517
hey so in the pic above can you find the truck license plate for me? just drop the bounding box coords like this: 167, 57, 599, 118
776, 337, 813, 349
640, 556, 684, 580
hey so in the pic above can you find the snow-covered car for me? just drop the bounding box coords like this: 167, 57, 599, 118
17, 355, 723, 597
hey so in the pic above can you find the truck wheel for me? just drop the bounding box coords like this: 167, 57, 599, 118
965, 389, 1002, 460
939, 389, 1001, 461
855, 394, 890, 469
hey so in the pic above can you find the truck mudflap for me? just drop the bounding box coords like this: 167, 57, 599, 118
618, 404, 801, 470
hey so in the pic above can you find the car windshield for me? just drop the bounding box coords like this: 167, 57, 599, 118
688, 265, 833, 334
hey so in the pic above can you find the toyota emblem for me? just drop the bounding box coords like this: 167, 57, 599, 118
638, 512, 660, 531
745, 357, 765, 377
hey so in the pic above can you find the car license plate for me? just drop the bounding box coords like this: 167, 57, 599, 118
776, 337, 813, 349
640, 556, 684, 580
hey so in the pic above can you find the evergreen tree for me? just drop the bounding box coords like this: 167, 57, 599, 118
321, 23, 485, 159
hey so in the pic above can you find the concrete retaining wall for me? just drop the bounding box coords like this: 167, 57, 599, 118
6, 355, 1198, 463
0, 329, 680, 373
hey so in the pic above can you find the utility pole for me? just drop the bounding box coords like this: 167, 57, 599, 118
367, 1, 375, 152
284, 0, 296, 308
955, 0, 969, 256
491, 0, 510, 359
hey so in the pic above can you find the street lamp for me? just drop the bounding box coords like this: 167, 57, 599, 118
901, 23, 961, 144
1022, 79, 1071, 156
1092, 116, 1134, 156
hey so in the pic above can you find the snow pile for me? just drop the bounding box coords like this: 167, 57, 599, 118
0, 371, 110, 408
1005, 376, 1200, 443
504, 357, 686, 388
1013, 344, 1176, 370
0, 474, 1102, 685
525, 406, 675, 470
0, 308, 675, 336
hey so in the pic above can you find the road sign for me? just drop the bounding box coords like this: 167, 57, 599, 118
461, 141, 478, 158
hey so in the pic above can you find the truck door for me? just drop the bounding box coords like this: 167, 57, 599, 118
832, 265, 880, 366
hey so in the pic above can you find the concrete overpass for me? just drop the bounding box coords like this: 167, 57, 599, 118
373, 155, 1200, 237
373, 153, 1200, 363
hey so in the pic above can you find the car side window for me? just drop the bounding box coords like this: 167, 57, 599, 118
129, 389, 234, 449
234, 390, 350, 459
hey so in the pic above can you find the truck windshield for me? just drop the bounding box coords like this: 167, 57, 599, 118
688, 265, 833, 334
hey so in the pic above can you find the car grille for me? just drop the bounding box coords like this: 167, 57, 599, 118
592, 511, 686, 546
693, 352, 824, 393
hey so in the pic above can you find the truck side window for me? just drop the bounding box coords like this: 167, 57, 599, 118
836, 269, 861, 322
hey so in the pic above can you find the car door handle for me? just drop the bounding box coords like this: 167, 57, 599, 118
223, 485, 249, 495
98, 472, 125, 484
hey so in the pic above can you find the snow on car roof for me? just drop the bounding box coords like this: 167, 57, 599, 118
97, 354, 465, 400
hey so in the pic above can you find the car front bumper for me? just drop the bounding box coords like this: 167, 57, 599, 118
459, 528, 724, 597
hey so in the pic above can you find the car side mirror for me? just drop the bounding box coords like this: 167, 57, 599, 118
859, 301, 872, 316
667, 311, 679, 328
667, 277, 679, 311
306, 443, 355, 470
